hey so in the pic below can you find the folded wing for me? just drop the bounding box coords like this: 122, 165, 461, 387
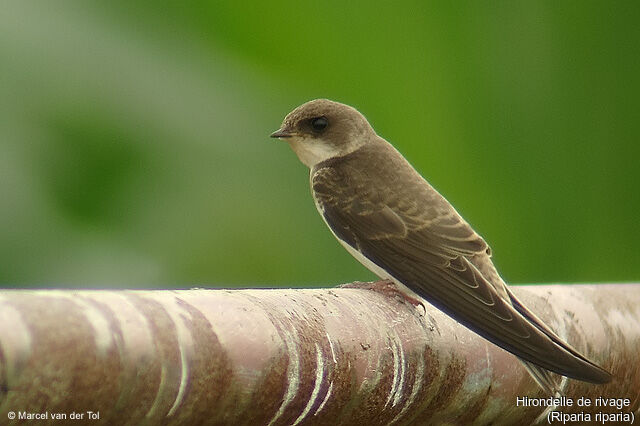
312, 162, 611, 384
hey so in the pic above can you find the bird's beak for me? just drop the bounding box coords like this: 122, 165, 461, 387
270, 128, 294, 139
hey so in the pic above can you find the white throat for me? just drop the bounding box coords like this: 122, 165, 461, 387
287, 136, 364, 168
287, 137, 338, 168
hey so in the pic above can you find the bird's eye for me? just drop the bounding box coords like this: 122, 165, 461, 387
311, 117, 328, 132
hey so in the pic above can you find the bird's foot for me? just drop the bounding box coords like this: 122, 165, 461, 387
340, 280, 426, 312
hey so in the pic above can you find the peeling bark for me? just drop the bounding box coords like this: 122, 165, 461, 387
0, 283, 638, 425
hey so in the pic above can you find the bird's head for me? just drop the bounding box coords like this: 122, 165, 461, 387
271, 99, 375, 168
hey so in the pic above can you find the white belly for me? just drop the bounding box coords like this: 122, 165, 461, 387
311, 183, 419, 299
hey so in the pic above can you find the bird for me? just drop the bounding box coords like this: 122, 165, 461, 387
270, 99, 612, 394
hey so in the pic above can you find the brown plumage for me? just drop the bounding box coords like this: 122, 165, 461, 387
271, 99, 612, 393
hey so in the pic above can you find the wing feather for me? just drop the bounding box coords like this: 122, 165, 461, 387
311, 148, 610, 383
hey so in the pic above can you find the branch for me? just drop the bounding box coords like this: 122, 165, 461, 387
0, 283, 638, 425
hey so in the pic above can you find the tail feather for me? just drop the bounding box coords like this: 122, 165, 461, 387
521, 360, 563, 396
505, 286, 612, 384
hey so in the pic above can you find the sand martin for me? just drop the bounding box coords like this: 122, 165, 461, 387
271, 99, 611, 393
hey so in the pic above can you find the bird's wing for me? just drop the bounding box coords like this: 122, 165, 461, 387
312, 163, 611, 384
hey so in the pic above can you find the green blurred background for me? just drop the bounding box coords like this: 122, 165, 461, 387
1, 1, 638, 288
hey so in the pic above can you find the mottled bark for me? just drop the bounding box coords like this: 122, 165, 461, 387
0, 284, 638, 425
